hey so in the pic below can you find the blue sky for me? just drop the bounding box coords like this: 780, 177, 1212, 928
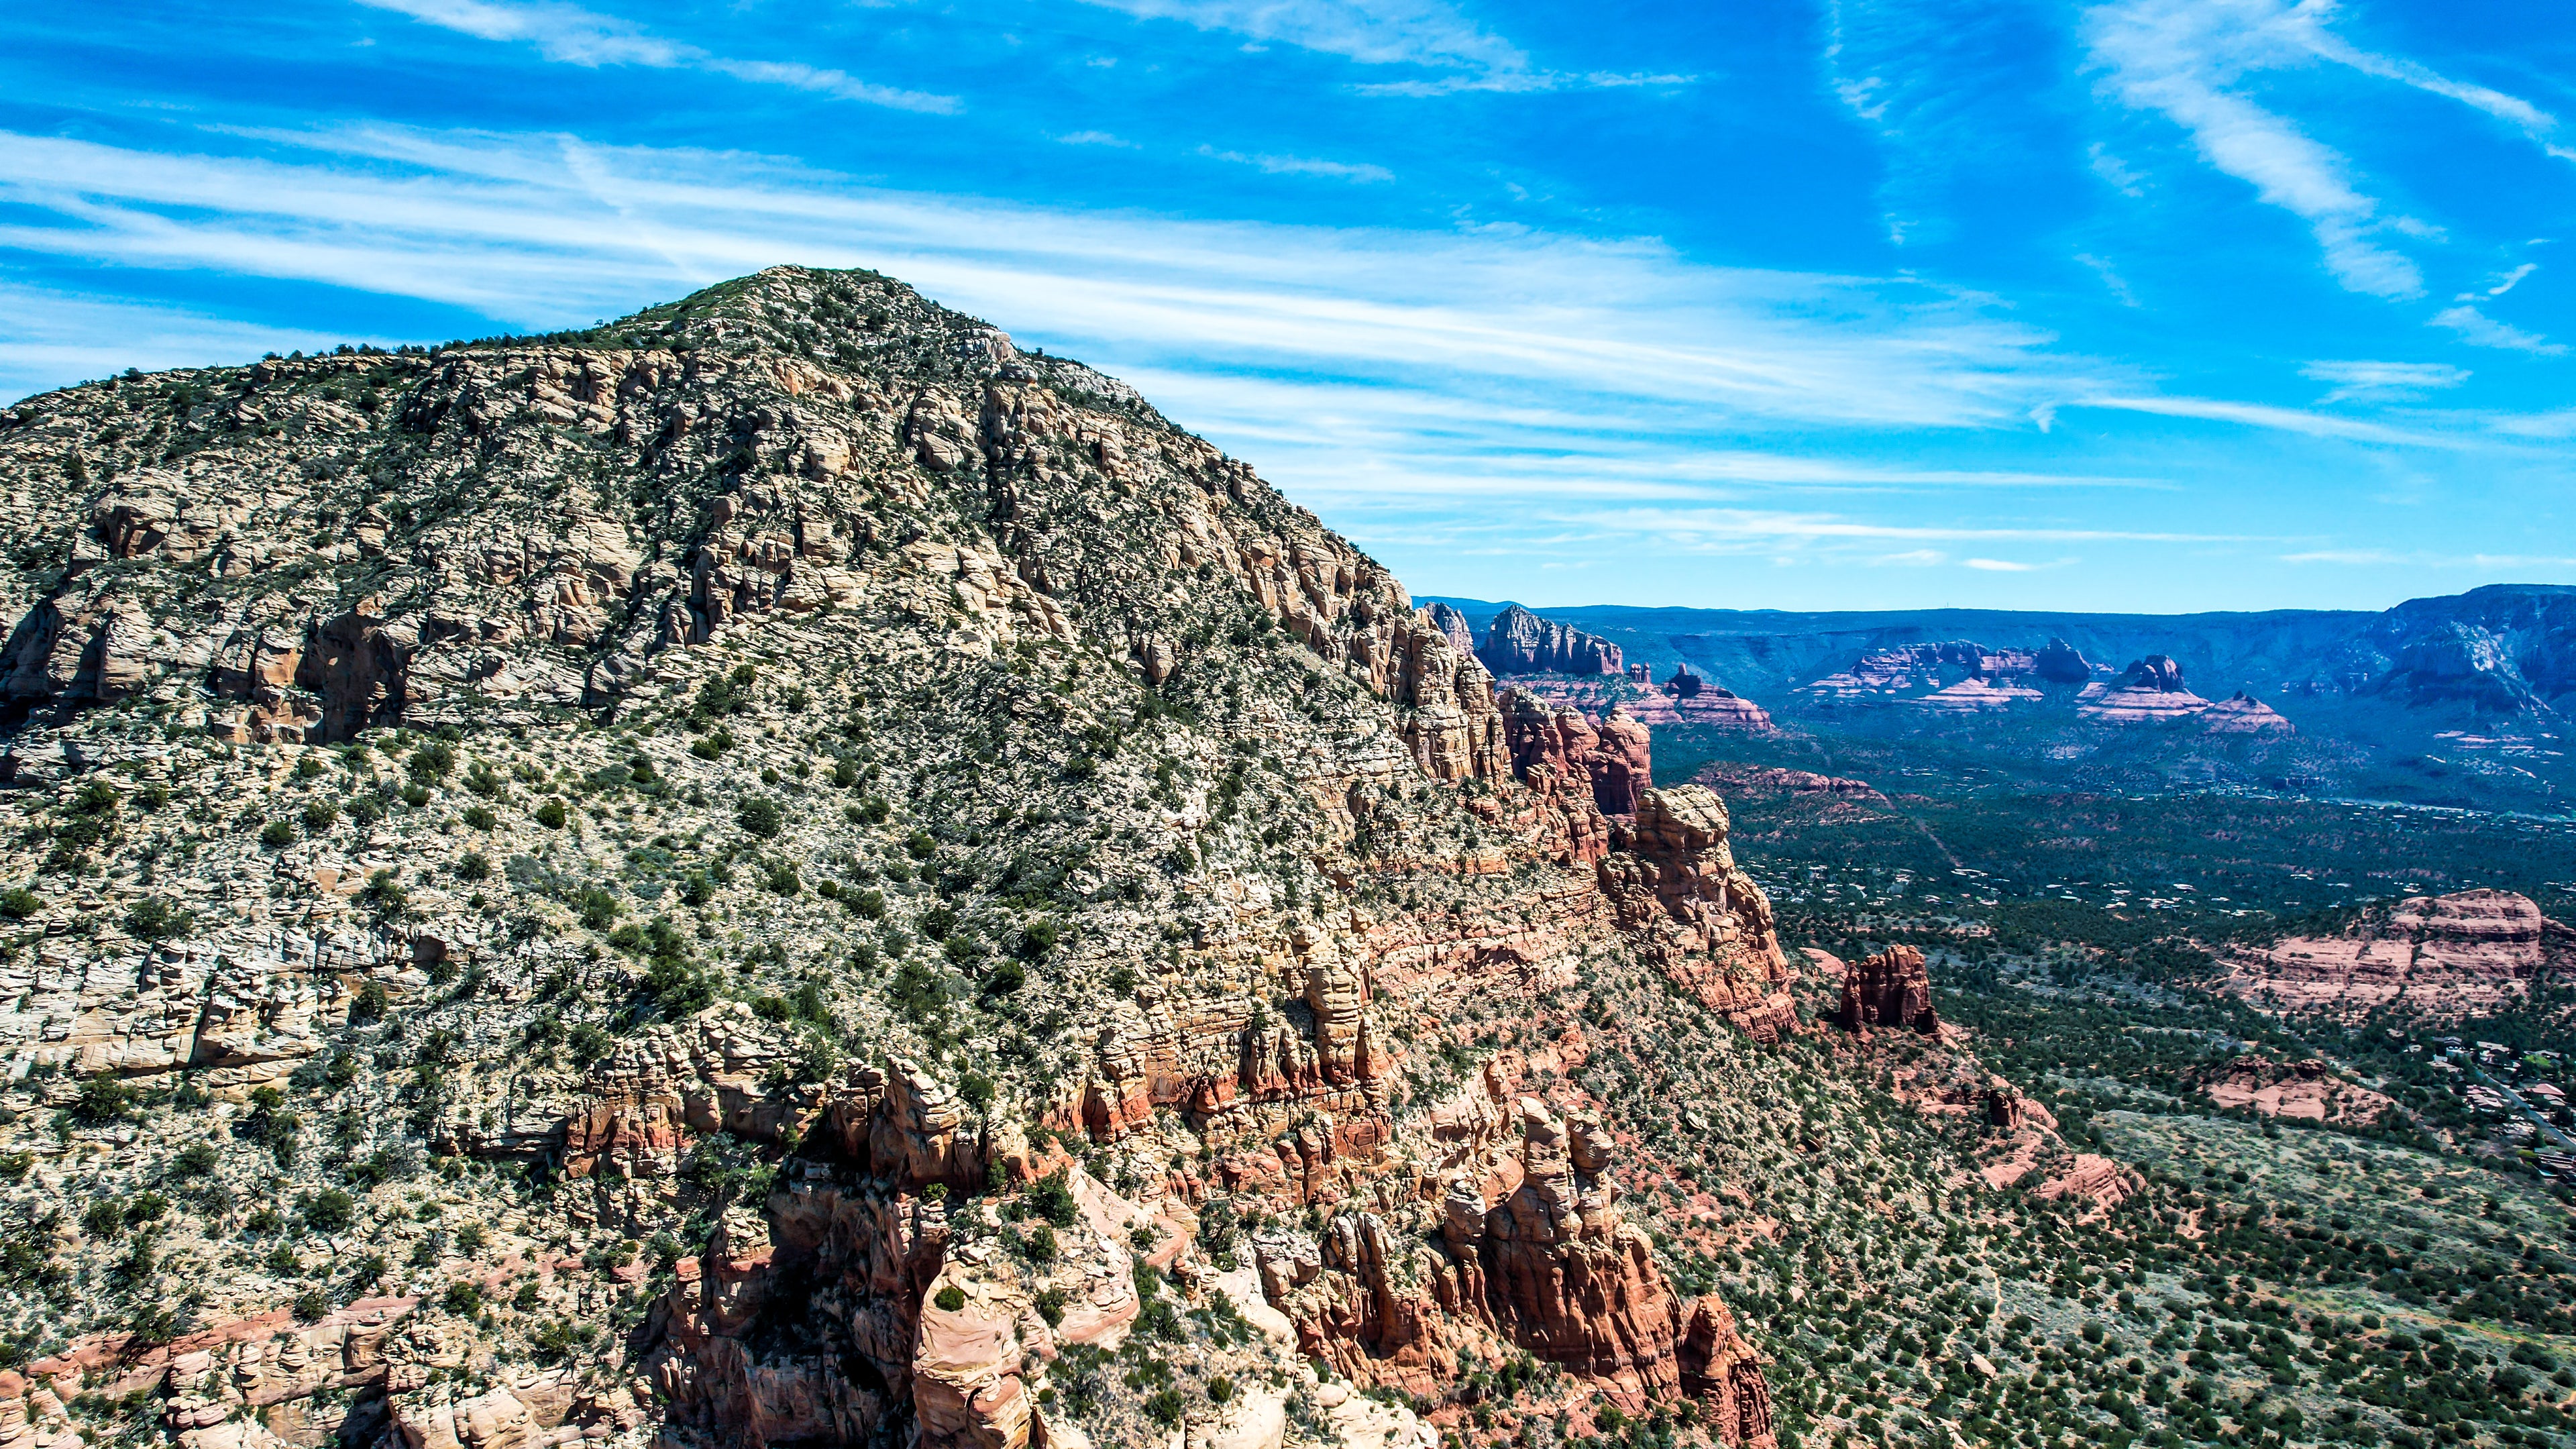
3, 0, 2572, 612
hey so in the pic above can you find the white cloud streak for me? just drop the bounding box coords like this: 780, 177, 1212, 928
2430, 304, 2565, 355
354, 0, 961, 113
0, 125, 2096, 432
1076, 0, 1527, 72
1075, 0, 1686, 94
2085, 0, 2574, 301
2076, 392, 2465, 446
2299, 358, 2468, 402
1197, 145, 1394, 182
2085, 0, 2421, 299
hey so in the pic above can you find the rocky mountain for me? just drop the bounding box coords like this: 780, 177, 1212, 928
0, 267, 1844, 1449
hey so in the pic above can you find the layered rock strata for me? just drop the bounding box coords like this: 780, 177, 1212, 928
1477, 604, 1623, 677
2221, 889, 2574, 1021
1835, 945, 1940, 1036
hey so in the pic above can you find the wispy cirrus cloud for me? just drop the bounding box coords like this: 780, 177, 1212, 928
0, 125, 2094, 431
2430, 303, 2565, 356
354, 0, 960, 113
2074, 392, 2465, 446
1197, 145, 1393, 182
2300, 359, 2469, 402
1077, 0, 1527, 71
2082, 0, 2573, 303
2084, 0, 2421, 299
1077, 0, 1687, 94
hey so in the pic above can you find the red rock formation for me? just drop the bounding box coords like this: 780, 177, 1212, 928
2199, 1057, 2392, 1125
2077, 655, 2212, 722
1419, 602, 1477, 653
1909, 678, 2041, 713
1501, 674, 1774, 732
1690, 764, 1886, 806
1678, 1297, 1778, 1449
1478, 604, 1623, 676
1835, 945, 1939, 1036
2221, 889, 2575, 1022
2033, 636, 2095, 684
1255, 1088, 1776, 1446
1598, 788, 1798, 1041
1499, 691, 1653, 816
2199, 691, 2295, 735
2031, 1154, 2139, 1221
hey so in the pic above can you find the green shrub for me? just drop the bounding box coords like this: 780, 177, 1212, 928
1027, 1171, 1077, 1228
72, 1076, 132, 1124
460, 806, 496, 830
533, 799, 568, 829
81, 1196, 125, 1240
259, 820, 297, 848
569, 1024, 612, 1066
455, 852, 491, 881
302, 800, 338, 831
441, 1281, 482, 1316
291, 1287, 330, 1322
300, 1189, 356, 1233
1034, 1286, 1067, 1326
577, 888, 620, 932
851, 889, 885, 920
400, 784, 431, 808
407, 741, 456, 785
172, 1141, 220, 1177
933, 1285, 966, 1311
0, 887, 38, 919
125, 896, 194, 942
737, 798, 784, 839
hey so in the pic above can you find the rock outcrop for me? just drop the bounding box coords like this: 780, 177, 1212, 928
1835, 945, 1939, 1036
1499, 691, 1652, 816
2078, 655, 2212, 722
1599, 788, 1798, 1040
2222, 889, 2575, 1021
2198, 691, 2295, 735
2033, 636, 2095, 684
1477, 604, 1623, 676
2198, 1057, 2393, 1125
1253, 1077, 1776, 1445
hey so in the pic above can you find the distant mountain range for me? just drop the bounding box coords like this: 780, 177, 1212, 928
1421, 584, 2576, 807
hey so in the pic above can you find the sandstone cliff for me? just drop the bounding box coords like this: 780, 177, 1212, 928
1476, 604, 1623, 677
2221, 889, 2575, 1022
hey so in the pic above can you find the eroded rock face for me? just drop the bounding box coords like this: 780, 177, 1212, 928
2198, 691, 2295, 735
1477, 605, 1623, 677
2222, 889, 2575, 1021
1499, 692, 1652, 817
2078, 655, 2212, 722
1252, 1076, 1776, 1446
2033, 636, 2094, 684
2199, 1057, 2392, 1125
1835, 945, 1939, 1036
1598, 788, 1797, 1041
